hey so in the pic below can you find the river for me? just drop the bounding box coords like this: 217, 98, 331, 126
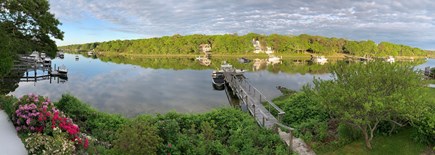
4, 54, 434, 117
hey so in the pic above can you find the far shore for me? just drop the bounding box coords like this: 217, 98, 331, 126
65, 51, 431, 60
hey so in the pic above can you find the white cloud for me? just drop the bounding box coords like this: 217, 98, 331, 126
49, 0, 435, 49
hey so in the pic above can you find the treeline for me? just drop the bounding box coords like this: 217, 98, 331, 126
60, 33, 427, 57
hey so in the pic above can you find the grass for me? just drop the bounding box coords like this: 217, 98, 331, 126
319, 128, 427, 155
426, 79, 435, 85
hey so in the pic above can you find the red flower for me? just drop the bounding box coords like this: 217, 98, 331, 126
84, 138, 89, 149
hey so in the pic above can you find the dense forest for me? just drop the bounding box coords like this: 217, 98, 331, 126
60, 33, 428, 57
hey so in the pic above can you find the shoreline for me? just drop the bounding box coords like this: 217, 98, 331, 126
68, 51, 430, 60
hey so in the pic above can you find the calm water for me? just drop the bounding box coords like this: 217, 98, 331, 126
6, 54, 434, 117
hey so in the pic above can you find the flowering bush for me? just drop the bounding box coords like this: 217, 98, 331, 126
25, 127, 75, 155
12, 94, 89, 152
13, 94, 55, 133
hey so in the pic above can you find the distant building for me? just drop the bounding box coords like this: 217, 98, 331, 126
199, 44, 211, 54
252, 39, 263, 53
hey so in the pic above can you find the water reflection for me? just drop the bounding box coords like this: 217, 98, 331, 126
4, 53, 433, 117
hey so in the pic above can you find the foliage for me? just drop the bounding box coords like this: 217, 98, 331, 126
113, 119, 162, 155
59, 33, 427, 57
0, 0, 63, 79
55, 94, 128, 143
55, 95, 288, 154
319, 128, 427, 155
11, 94, 89, 152
273, 92, 330, 143
0, 95, 17, 117
410, 88, 435, 145
25, 129, 75, 155
306, 61, 429, 149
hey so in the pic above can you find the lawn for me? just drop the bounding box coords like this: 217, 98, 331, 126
319, 128, 427, 155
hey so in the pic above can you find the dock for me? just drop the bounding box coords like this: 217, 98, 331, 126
3, 59, 68, 83
221, 65, 315, 155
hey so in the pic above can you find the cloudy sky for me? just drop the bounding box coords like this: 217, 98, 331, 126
49, 0, 435, 49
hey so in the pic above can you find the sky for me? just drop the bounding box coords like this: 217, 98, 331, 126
49, 0, 435, 50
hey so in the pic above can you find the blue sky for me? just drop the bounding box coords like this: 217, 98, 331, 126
49, 0, 435, 50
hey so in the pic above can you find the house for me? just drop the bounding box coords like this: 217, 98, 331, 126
252, 39, 263, 53
199, 44, 211, 54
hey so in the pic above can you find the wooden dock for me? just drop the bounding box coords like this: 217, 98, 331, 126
222, 67, 315, 154
223, 69, 283, 128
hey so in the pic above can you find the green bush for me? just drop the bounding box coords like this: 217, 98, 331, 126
274, 92, 329, 142
55, 95, 288, 154
113, 119, 162, 155
55, 94, 128, 143
0, 95, 16, 118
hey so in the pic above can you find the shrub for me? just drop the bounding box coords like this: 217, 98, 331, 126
12, 94, 89, 151
12, 94, 57, 133
0, 95, 16, 117
25, 128, 75, 155
274, 92, 329, 142
55, 94, 128, 143
113, 119, 163, 155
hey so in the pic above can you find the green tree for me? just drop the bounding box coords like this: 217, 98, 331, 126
0, 0, 63, 74
306, 62, 428, 149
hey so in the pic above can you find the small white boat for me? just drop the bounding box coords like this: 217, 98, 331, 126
40, 52, 46, 59
386, 56, 395, 63
87, 51, 93, 56
58, 52, 64, 58
43, 57, 51, 67
58, 65, 68, 74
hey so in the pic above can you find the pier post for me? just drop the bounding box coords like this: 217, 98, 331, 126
253, 104, 256, 118
289, 130, 293, 152
262, 116, 265, 127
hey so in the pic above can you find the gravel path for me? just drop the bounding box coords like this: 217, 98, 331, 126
0, 110, 27, 155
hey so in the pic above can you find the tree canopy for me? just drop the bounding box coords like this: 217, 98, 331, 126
0, 0, 63, 76
305, 62, 431, 149
60, 33, 427, 57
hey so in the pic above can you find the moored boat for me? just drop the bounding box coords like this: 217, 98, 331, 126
58, 65, 68, 74
238, 57, 251, 63
212, 71, 225, 90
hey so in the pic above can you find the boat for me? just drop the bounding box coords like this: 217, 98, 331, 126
385, 56, 395, 63
220, 62, 245, 75
40, 52, 46, 59
57, 65, 68, 74
58, 52, 64, 58
43, 57, 51, 68
75, 55, 79, 60
312, 56, 328, 64
28, 51, 43, 63
87, 51, 93, 56
211, 71, 225, 90
238, 57, 251, 63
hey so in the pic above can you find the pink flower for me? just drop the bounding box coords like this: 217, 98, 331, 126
26, 118, 31, 125
15, 127, 21, 131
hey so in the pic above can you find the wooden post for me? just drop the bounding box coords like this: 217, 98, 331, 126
262, 116, 265, 127
253, 104, 256, 118
288, 129, 293, 152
